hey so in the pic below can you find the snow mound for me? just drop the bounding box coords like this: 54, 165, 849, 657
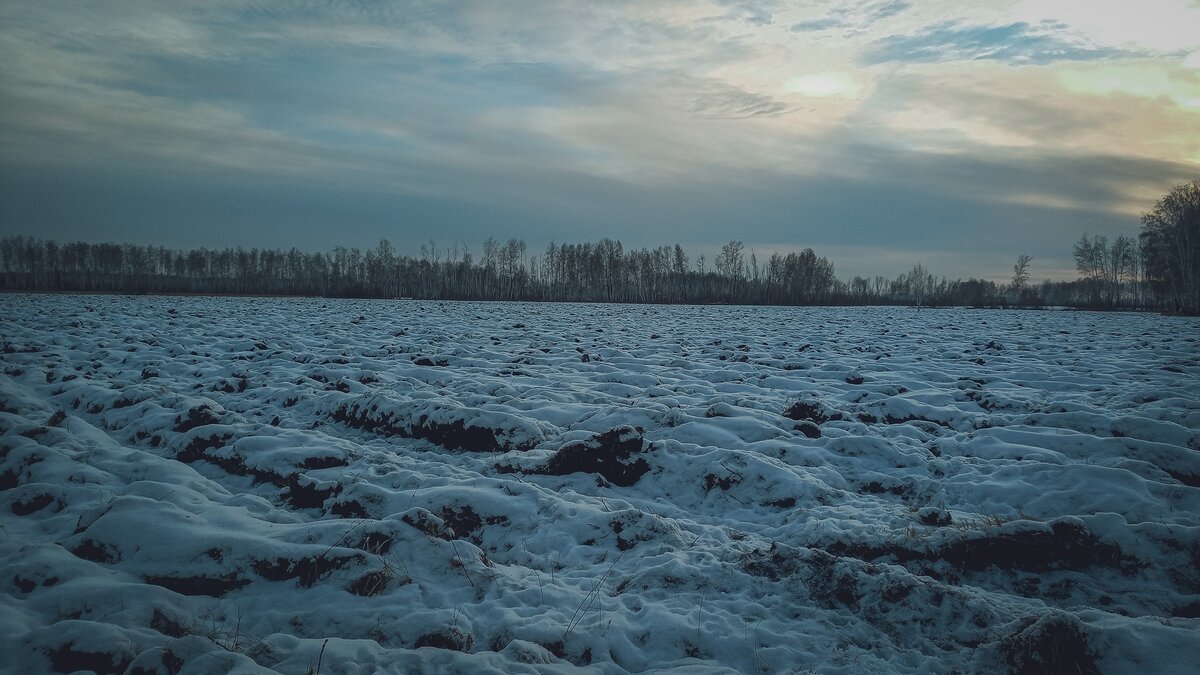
330, 392, 547, 452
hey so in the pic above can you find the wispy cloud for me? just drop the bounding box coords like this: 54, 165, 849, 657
715, 0, 778, 27
683, 81, 791, 118
791, 0, 911, 35
863, 20, 1135, 65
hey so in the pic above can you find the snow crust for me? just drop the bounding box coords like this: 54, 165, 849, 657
1, 295, 1198, 673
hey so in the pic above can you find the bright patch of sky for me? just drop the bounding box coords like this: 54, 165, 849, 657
1, 0, 1197, 281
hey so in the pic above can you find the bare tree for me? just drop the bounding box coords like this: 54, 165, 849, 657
1074, 234, 1108, 307
1141, 179, 1200, 314
481, 237, 499, 279
716, 240, 744, 278
1108, 236, 1135, 308
1012, 255, 1032, 289
907, 264, 928, 309
1011, 254, 1032, 306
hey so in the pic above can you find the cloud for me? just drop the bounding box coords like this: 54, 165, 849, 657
683, 81, 791, 118
1059, 62, 1200, 108
864, 20, 1134, 65
716, 0, 777, 26
6, 109, 1190, 282
790, 16, 842, 33
791, 0, 911, 35
1011, 0, 1200, 53
1, 0, 1197, 282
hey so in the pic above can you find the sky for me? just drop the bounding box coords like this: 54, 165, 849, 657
1, 1, 1198, 281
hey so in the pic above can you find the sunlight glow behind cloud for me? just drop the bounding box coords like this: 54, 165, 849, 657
783, 72, 865, 98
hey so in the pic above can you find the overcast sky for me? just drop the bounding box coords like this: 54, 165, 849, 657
2, 1, 1198, 280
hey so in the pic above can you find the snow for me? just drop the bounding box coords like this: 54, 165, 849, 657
1, 294, 1198, 674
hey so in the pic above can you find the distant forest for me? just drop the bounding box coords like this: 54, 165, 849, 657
0, 234, 1176, 311
3, 180, 1197, 313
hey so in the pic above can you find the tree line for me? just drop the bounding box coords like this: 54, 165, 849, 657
1068, 179, 1200, 314
3, 180, 1196, 313
0, 236, 842, 305
0, 233, 1118, 308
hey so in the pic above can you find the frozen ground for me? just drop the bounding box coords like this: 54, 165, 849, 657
1, 295, 1198, 674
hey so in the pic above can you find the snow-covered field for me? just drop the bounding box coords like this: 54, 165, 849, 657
2, 294, 1198, 674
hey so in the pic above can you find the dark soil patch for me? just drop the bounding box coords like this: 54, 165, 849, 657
150, 609, 189, 638
816, 518, 1138, 578
144, 573, 249, 597
253, 553, 363, 588
47, 643, 131, 675
12, 492, 55, 515
939, 520, 1138, 574
333, 401, 515, 452
1165, 469, 1200, 488
744, 545, 877, 611
918, 507, 953, 526
349, 569, 392, 597
330, 498, 371, 519
415, 627, 473, 652
438, 505, 508, 544
1173, 600, 1200, 618
858, 480, 915, 498
403, 509, 453, 540
175, 433, 236, 466
173, 405, 222, 433
822, 540, 926, 566
884, 414, 953, 429
414, 416, 499, 452
160, 649, 185, 674
176, 438, 339, 511
301, 455, 349, 470
704, 473, 737, 492
537, 426, 650, 487
14, 574, 57, 592
213, 377, 248, 393
71, 539, 118, 564
998, 612, 1098, 675
177, 435, 313, 493
281, 475, 341, 510
817, 568, 863, 609
782, 400, 829, 424
354, 531, 395, 555
743, 542, 808, 581
794, 421, 822, 438
610, 518, 635, 551
19, 426, 49, 439
441, 504, 483, 539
